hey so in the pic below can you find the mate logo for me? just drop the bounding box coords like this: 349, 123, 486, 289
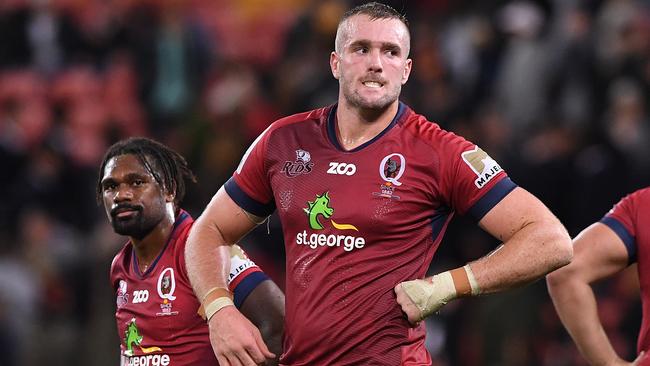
461, 146, 502, 188
297, 192, 365, 252
123, 318, 162, 357
281, 149, 314, 177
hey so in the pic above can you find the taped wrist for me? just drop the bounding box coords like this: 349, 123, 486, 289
401, 265, 481, 319
197, 287, 234, 321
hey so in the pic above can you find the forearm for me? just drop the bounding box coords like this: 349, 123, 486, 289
547, 276, 622, 365
470, 218, 572, 294
185, 217, 231, 299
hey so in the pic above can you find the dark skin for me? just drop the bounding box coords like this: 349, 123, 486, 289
101, 154, 284, 365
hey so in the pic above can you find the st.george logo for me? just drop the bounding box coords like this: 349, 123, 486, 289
298, 192, 365, 252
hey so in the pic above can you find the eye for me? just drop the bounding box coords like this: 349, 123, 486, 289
133, 179, 145, 187
353, 46, 369, 54
385, 48, 399, 56
103, 182, 117, 191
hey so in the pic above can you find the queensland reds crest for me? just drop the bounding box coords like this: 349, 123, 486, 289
380, 153, 406, 186
157, 268, 176, 301
373, 153, 406, 200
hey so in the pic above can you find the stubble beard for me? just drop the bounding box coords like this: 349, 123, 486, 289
342, 79, 401, 111
111, 209, 164, 241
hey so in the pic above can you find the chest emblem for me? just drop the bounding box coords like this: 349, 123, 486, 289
297, 192, 365, 252
373, 153, 406, 200
116, 280, 129, 308
281, 149, 314, 177
123, 318, 162, 356
156, 268, 179, 316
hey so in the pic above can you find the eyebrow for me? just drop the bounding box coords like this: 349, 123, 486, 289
101, 172, 151, 185
349, 39, 402, 51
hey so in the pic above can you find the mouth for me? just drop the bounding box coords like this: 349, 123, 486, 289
362, 80, 384, 88
111, 205, 142, 219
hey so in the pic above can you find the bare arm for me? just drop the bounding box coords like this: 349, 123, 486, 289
395, 187, 572, 322
240, 280, 285, 366
470, 186, 572, 292
186, 186, 274, 365
546, 222, 640, 365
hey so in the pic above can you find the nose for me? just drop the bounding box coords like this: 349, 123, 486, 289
367, 49, 383, 72
113, 184, 134, 202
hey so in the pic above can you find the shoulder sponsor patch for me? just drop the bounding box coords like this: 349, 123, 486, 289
461, 146, 502, 188
228, 245, 258, 282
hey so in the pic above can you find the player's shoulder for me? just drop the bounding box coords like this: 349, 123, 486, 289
620, 186, 650, 208
266, 106, 330, 134
398, 106, 470, 149
110, 241, 132, 278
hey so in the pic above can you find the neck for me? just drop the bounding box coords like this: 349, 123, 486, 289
335, 100, 399, 150
130, 210, 176, 272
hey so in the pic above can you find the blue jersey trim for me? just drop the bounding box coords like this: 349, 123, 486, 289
468, 177, 517, 221
600, 216, 637, 263
327, 102, 406, 152
132, 210, 191, 278
224, 177, 276, 217
233, 271, 270, 308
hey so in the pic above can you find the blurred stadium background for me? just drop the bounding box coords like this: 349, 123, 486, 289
0, 0, 648, 365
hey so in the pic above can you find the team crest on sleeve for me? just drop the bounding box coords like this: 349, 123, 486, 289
372, 153, 406, 200
461, 146, 502, 188
156, 268, 178, 316
281, 149, 314, 177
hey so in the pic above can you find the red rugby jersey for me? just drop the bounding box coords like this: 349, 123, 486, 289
226, 102, 516, 365
111, 210, 268, 366
601, 187, 650, 353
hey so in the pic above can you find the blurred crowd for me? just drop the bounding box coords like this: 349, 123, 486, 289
0, 0, 648, 365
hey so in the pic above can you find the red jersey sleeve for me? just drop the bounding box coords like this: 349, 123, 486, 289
601, 191, 638, 262
225, 125, 276, 217
437, 130, 516, 219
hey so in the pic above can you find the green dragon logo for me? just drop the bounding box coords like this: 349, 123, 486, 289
305, 192, 334, 230
304, 192, 358, 231
123, 318, 162, 356
124, 318, 143, 356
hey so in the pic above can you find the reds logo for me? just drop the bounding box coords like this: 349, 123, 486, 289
281, 149, 314, 177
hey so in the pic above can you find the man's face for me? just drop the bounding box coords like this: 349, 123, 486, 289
331, 14, 412, 111
100, 154, 171, 240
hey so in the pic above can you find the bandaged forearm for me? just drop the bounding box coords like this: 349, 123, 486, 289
401, 264, 480, 319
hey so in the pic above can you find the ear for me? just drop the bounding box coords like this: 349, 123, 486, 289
401, 58, 413, 85
330, 51, 341, 80
164, 190, 175, 203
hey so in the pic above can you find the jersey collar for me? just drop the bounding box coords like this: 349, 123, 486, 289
327, 101, 406, 152
132, 209, 192, 277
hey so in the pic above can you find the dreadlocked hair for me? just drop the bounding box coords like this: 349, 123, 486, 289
96, 137, 197, 210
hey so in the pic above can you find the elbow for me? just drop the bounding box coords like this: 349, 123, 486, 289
547, 225, 573, 271
545, 232, 573, 284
